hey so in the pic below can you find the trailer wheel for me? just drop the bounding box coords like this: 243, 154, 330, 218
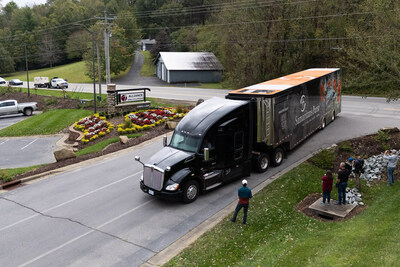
255, 153, 270, 173
331, 110, 336, 121
182, 180, 199, 203
321, 118, 326, 129
23, 108, 33, 116
271, 148, 284, 166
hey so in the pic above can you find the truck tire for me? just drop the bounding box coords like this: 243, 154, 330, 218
321, 118, 326, 129
182, 180, 199, 203
255, 153, 270, 173
331, 110, 336, 121
23, 108, 33, 116
271, 148, 284, 166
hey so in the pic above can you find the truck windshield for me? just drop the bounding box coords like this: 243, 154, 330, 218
170, 132, 201, 153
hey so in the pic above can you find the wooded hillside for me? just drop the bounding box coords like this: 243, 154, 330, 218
0, 0, 399, 98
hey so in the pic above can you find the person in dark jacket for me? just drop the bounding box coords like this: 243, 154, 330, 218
231, 179, 253, 224
321, 170, 333, 204
353, 153, 364, 190
336, 162, 350, 205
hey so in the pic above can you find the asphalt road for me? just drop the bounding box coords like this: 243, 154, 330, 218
1, 96, 400, 266
20, 81, 229, 102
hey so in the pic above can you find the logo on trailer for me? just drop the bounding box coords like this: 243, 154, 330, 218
300, 95, 306, 112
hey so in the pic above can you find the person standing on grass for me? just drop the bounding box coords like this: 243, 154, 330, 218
321, 170, 333, 204
336, 162, 350, 205
231, 179, 252, 225
353, 153, 364, 190
383, 150, 398, 186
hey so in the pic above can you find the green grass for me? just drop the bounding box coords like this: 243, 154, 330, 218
75, 133, 142, 156
0, 165, 43, 182
166, 163, 400, 266
196, 82, 233, 90
1, 60, 131, 84
140, 51, 155, 77
0, 109, 92, 137
6, 86, 104, 100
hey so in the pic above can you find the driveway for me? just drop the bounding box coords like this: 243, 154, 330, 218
0, 114, 28, 130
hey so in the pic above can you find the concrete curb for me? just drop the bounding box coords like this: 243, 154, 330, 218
140, 146, 330, 267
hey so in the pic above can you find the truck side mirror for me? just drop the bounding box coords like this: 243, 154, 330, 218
134, 156, 144, 166
204, 148, 210, 161
163, 135, 167, 147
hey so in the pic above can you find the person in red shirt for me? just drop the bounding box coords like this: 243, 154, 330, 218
321, 170, 333, 204
231, 179, 253, 224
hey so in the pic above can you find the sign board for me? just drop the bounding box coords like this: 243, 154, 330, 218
118, 91, 145, 103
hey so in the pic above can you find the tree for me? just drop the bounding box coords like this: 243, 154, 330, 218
150, 29, 172, 59
0, 44, 15, 73
38, 33, 62, 67
83, 24, 134, 80
344, 0, 400, 100
66, 30, 92, 60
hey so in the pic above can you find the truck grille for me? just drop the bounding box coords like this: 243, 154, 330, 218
143, 165, 164, 191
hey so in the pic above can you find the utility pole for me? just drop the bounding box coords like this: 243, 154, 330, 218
24, 44, 30, 97
104, 11, 111, 84
96, 43, 102, 99
95, 12, 116, 85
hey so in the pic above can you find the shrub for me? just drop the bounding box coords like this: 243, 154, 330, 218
310, 149, 336, 170
375, 130, 391, 149
0, 170, 12, 182
338, 141, 354, 153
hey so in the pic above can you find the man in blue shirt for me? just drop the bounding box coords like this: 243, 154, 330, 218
231, 179, 253, 224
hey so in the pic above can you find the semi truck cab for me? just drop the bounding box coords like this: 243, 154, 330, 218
136, 97, 254, 203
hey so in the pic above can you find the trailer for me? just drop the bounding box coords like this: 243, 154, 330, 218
34, 77, 49, 88
135, 68, 342, 203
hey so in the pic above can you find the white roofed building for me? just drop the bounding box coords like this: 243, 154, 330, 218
155, 52, 224, 83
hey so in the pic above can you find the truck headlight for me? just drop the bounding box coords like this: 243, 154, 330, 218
165, 183, 179, 191
140, 175, 143, 181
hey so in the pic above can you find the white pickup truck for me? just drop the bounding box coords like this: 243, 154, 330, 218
0, 100, 38, 116
34, 77, 68, 89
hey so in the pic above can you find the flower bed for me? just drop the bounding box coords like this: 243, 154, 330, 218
74, 114, 114, 143
118, 107, 186, 134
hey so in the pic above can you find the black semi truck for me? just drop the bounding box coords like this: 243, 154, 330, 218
135, 68, 342, 203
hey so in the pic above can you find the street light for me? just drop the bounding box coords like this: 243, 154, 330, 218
74, 24, 96, 113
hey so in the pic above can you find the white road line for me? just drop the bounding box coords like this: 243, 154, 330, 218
18, 199, 154, 267
0, 139, 9, 146
0, 171, 141, 232
20, 139, 37, 150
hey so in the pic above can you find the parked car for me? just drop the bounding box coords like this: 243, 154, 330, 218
0, 77, 6, 84
0, 99, 38, 116
9, 79, 23, 86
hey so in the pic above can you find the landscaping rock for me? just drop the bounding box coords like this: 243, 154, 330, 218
54, 148, 76, 161
119, 136, 128, 144
166, 121, 178, 129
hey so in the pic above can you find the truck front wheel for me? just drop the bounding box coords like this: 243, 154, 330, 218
271, 148, 284, 166
255, 153, 270, 173
182, 180, 199, 203
23, 108, 33, 116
